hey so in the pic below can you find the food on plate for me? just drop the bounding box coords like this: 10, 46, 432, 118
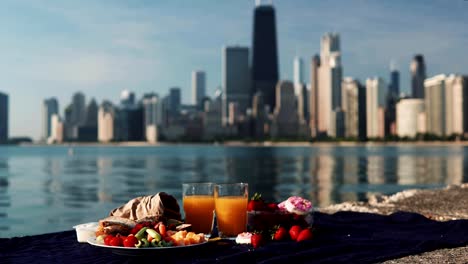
95, 216, 137, 237
92, 192, 207, 248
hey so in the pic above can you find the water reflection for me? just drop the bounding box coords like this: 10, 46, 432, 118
0, 145, 467, 237
0, 157, 10, 232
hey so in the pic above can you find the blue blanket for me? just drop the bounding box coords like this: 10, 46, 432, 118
1, 211, 467, 263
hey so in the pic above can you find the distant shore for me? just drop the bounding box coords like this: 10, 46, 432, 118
12, 140, 468, 147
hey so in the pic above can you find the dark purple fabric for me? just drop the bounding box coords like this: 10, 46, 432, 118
1, 211, 468, 264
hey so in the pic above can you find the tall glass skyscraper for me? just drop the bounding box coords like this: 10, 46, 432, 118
411, 54, 426, 99
252, 2, 279, 112
0, 92, 8, 143
222, 46, 250, 124
42, 97, 59, 140
192, 71, 206, 110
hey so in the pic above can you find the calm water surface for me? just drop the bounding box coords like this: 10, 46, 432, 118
0, 145, 467, 238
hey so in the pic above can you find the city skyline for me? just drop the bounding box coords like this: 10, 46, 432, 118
1, 0, 467, 139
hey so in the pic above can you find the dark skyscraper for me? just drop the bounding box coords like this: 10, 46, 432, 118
0, 92, 8, 143
252, 3, 279, 112
309, 54, 320, 137
411, 54, 426, 99
389, 69, 400, 96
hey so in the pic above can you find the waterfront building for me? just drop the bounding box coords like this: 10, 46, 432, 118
329, 108, 345, 138
389, 66, 400, 97
411, 55, 426, 99
445, 75, 468, 136
252, 91, 267, 139
342, 78, 366, 140
168, 87, 181, 118
309, 55, 320, 138
77, 98, 98, 142
366, 77, 386, 138
318, 33, 342, 136
222, 46, 250, 124
48, 114, 64, 144
192, 71, 206, 110
252, 2, 279, 112
396, 99, 425, 138
142, 93, 162, 142
0, 92, 8, 143
271, 81, 300, 138
424, 74, 446, 137
71, 92, 86, 126
120, 90, 135, 108
296, 83, 309, 124
203, 89, 223, 140
98, 101, 118, 143
42, 97, 59, 141
293, 56, 304, 95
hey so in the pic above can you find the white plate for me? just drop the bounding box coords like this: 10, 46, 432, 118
87, 237, 210, 256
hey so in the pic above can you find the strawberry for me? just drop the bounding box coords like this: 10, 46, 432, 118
272, 226, 288, 241
296, 228, 313, 242
247, 193, 265, 211
251, 233, 264, 249
266, 202, 278, 212
289, 225, 302, 241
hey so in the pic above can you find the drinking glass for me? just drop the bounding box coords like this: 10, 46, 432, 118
214, 183, 249, 237
182, 182, 215, 234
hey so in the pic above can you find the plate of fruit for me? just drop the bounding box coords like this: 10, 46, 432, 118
87, 216, 209, 256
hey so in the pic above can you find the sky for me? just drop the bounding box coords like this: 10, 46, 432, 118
0, 0, 467, 140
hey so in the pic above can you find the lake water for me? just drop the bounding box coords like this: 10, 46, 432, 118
1, 145, 467, 238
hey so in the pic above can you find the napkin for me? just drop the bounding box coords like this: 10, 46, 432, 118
109, 192, 181, 222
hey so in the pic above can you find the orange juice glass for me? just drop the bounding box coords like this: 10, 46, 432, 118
182, 183, 215, 234
215, 183, 248, 237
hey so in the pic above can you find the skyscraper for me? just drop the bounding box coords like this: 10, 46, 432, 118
309, 55, 320, 137
222, 46, 250, 124
98, 101, 117, 143
271, 81, 299, 138
389, 68, 400, 97
342, 78, 366, 140
42, 97, 59, 140
168, 87, 181, 117
366, 77, 386, 138
71, 92, 86, 126
396, 99, 425, 138
0, 92, 8, 143
445, 75, 468, 135
293, 56, 304, 94
252, 2, 279, 112
424, 74, 446, 137
120, 90, 135, 108
318, 33, 342, 136
411, 54, 426, 99
192, 71, 206, 109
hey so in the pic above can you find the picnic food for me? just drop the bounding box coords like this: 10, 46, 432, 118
93, 193, 207, 248
282, 196, 313, 215
235, 232, 253, 244
242, 194, 314, 248
250, 233, 264, 249
95, 216, 137, 237
109, 192, 182, 222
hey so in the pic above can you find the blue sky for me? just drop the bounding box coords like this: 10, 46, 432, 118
1, 0, 467, 139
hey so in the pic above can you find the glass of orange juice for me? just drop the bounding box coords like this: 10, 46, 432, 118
214, 183, 249, 237
182, 182, 215, 234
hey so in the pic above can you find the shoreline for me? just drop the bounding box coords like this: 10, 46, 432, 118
319, 184, 468, 263
9, 140, 468, 147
